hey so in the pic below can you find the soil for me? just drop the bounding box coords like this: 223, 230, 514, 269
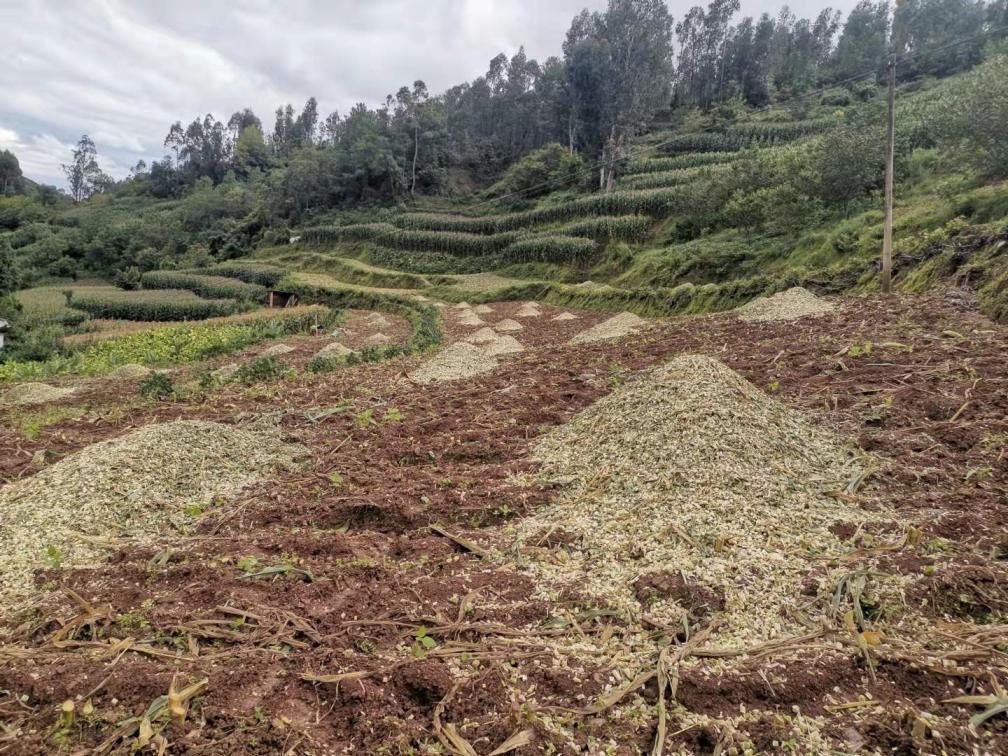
0, 290, 1005, 753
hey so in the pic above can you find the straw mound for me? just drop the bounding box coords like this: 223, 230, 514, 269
569, 312, 645, 344
736, 286, 834, 322
466, 327, 499, 345
508, 354, 871, 646
363, 312, 392, 328
473, 304, 494, 314
456, 311, 485, 327
111, 363, 152, 379
453, 301, 471, 310
1, 382, 77, 407
515, 303, 541, 318
494, 318, 524, 333
482, 335, 524, 357
552, 312, 578, 321
365, 333, 391, 346
411, 342, 498, 384
0, 420, 304, 605
316, 341, 353, 359
260, 343, 296, 357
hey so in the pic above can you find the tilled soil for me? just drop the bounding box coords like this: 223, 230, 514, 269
0, 291, 1005, 754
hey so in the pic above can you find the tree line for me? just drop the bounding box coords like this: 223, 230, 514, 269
6, 0, 1006, 214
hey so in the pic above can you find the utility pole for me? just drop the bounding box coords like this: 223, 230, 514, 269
881, 49, 896, 293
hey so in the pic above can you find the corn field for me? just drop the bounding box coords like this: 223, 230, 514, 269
141, 271, 267, 301
627, 152, 738, 174
72, 290, 242, 321
503, 235, 597, 263
197, 263, 286, 288
391, 187, 684, 236
555, 215, 651, 242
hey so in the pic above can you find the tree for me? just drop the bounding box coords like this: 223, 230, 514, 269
829, 1, 889, 82
566, 0, 676, 190
61, 135, 104, 202
0, 150, 23, 195
234, 125, 270, 176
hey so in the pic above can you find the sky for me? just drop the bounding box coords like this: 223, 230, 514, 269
0, 0, 859, 187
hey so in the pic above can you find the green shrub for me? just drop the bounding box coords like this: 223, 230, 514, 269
113, 266, 142, 290
233, 355, 288, 384
141, 271, 267, 301
139, 372, 174, 401
485, 143, 585, 199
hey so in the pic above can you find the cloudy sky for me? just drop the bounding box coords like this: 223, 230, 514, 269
0, 0, 858, 187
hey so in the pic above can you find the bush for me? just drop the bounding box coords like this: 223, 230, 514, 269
233, 355, 288, 384
114, 266, 142, 290
486, 143, 585, 200
139, 372, 174, 401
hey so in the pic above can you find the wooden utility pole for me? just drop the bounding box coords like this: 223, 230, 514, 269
881, 50, 896, 293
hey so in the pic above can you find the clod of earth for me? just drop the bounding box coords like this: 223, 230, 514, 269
569, 311, 647, 344
735, 286, 835, 322
410, 341, 498, 384
0, 382, 78, 407
0, 420, 304, 607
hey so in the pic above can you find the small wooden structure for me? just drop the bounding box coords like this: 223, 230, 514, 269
265, 290, 299, 308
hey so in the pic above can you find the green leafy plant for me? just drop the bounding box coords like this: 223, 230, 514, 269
139, 372, 175, 400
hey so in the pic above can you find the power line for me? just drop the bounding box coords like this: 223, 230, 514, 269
450, 21, 1008, 214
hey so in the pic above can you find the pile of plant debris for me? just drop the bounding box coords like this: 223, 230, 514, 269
410, 341, 499, 384
0, 420, 304, 606
735, 286, 835, 322
1, 382, 77, 407
570, 311, 647, 344
507, 354, 877, 645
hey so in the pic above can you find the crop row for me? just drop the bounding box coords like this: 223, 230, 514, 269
725, 117, 835, 140
626, 152, 738, 173
141, 271, 267, 301
660, 125, 826, 154
196, 262, 286, 287
301, 221, 601, 263
72, 290, 241, 321
388, 187, 684, 235
555, 215, 651, 242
